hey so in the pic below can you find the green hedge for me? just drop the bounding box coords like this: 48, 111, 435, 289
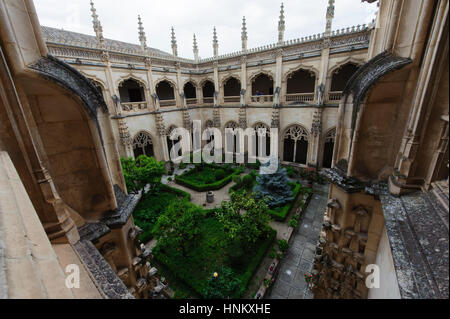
239, 229, 276, 292
268, 183, 303, 221
176, 164, 243, 192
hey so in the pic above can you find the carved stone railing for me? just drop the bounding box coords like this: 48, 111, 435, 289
186, 98, 198, 105
121, 101, 148, 112
224, 96, 240, 103
328, 91, 343, 101
159, 99, 176, 107
203, 97, 214, 104
285, 93, 315, 104
251, 95, 274, 103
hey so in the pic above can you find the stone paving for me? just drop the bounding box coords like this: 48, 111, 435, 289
268, 183, 329, 299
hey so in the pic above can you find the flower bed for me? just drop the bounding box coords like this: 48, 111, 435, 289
175, 163, 243, 192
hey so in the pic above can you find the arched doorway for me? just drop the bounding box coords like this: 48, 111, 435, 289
156, 80, 176, 107
322, 129, 336, 168
184, 81, 197, 105
133, 131, 154, 158
251, 73, 274, 102
202, 80, 215, 104
254, 123, 271, 158
286, 69, 316, 104
223, 77, 241, 103
283, 125, 309, 165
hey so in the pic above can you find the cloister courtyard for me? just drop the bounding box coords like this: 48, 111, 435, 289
123, 154, 328, 299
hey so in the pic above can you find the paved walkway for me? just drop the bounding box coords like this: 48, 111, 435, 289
268, 183, 329, 299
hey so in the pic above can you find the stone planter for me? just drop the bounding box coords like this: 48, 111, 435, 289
206, 191, 215, 203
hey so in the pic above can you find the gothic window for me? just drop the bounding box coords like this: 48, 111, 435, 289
202, 80, 215, 98
156, 80, 175, 100
223, 77, 241, 96
283, 125, 309, 165
133, 132, 154, 158
322, 129, 336, 168
330, 63, 359, 92
184, 81, 197, 99
225, 121, 239, 153
252, 73, 274, 96
119, 79, 145, 103
254, 123, 271, 157
286, 69, 316, 94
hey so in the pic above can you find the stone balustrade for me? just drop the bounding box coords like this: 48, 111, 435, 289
251, 95, 274, 103
285, 93, 315, 104
159, 99, 177, 107
328, 91, 343, 101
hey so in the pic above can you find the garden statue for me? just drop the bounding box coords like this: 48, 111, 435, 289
253, 157, 294, 208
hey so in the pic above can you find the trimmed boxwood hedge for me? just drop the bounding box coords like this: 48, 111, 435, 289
268, 183, 303, 221
175, 164, 244, 192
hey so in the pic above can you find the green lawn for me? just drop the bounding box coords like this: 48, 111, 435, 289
152, 214, 276, 299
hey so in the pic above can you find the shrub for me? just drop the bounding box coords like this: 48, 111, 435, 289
203, 267, 243, 299
179, 162, 188, 170
242, 174, 254, 188
278, 239, 289, 252
168, 177, 173, 182
289, 219, 299, 229
286, 166, 295, 178
232, 175, 242, 185
214, 169, 227, 181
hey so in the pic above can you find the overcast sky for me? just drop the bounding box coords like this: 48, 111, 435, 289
34, 0, 378, 59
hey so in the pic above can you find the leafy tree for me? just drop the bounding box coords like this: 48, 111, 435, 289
153, 201, 203, 257
203, 266, 243, 299
121, 155, 166, 194
216, 192, 271, 247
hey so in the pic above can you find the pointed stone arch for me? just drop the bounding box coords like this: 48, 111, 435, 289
132, 131, 155, 158
282, 124, 310, 165
322, 127, 336, 168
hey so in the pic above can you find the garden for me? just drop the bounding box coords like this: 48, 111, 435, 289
121, 155, 318, 299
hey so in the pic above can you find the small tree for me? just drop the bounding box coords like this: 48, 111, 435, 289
253, 158, 293, 208
203, 266, 243, 299
216, 192, 271, 247
121, 155, 166, 194
153, 201, 203, 257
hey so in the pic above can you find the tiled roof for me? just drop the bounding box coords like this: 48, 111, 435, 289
41, 26, 172, 57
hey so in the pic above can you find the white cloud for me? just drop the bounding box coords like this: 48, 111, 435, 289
34, 0, 378, 59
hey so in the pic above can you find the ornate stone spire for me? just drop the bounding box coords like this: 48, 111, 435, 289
325, 0, 335, 37
90, 0, 104, 48
241, 16, 248, 52
193, 34, 199, 63
213, 27, 219, 58
278, 3, 285, 44
138, 15, 147, 51
171, 27, 178, 57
